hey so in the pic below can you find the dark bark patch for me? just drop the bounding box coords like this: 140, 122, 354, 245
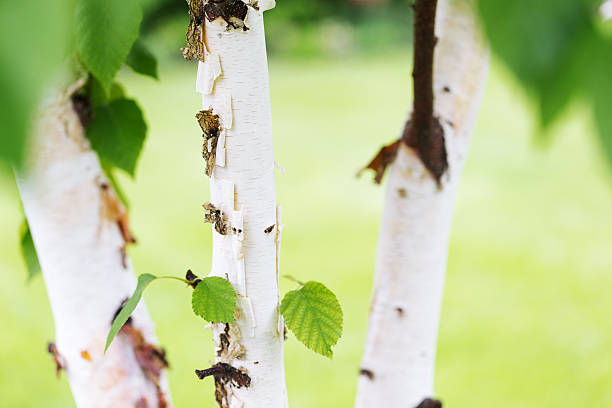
397, 188, 407, 198
442, 85, 451, 93
395, 306, 405, 317
360, 140, 400, 184
203, 202, 230, 235
71, 93, 93, 128
415, 398, 442, 408
121, 324, 170, 408
135, 397, 148, 408
217, 324, 231, 358
47, 343, 65, 378
264, 225, 275, 233
182, 0, 206, 61
204, 0, 250, 31
196, 109, 221, 177
359, 368, 375, 380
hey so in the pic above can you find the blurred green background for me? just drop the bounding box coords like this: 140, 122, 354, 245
2, 1, 612, 407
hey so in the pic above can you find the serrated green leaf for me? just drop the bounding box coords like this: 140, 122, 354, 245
86, 98, 147, 177
105, 273, 157, 352
20, 219, 41, 282
75, 0, 143, 92
280, 281, 343, 358
126, 39, 159, 80
192, 277, 237, 323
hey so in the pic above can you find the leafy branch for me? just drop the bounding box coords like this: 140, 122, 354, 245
105, 271, 237, 352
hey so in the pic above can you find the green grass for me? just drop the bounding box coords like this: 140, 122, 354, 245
0, 53, 611, 407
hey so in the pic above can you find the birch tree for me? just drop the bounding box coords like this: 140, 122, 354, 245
178, 1, 343, 406
6, 0, 171, 406
357, 0, 612, 406
357, 0, 489, 406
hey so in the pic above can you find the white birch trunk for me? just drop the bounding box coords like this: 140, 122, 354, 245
356, 1, 489, 406
17, 84, 171, 408
195, 3, 288, 407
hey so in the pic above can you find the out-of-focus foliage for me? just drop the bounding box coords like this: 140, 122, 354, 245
0, 0, 74, 167
127, 39, 160, 80
75, 0, 143, 92
477, 0, 612, 166
86, 98, 148, 177
0, 0, 155, 174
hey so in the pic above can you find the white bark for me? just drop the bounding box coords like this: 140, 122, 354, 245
356, 1, 489, 407
195, 5, 288, 408
17, 84, 171, 408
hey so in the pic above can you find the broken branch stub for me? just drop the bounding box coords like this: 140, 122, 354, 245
362, 0, 449, 187
195, 362, 251, 408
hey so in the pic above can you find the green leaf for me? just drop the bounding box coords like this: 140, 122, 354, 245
280, 281, 343, 358
126, 39, 159, 79
192, 277, 237, 323
20, 219, 41, 281
477, 0, 594, 131
75, 0, 143, 92
86, 98, 147, 177
88, 77, 126, 108
105, 273, 157, 352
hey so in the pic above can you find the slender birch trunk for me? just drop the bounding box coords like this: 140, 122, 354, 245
17, 82, 171, 408
190, 2, 288, 407
356, 1, 489, 407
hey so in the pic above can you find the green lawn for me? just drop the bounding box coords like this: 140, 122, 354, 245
0, 53, 611, 407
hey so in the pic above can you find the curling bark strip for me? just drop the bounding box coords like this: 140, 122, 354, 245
192, 2, 289, 407
356, 0, 489, 406
17, 83, 171, 408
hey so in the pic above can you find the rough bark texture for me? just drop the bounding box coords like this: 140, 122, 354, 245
193, 3, 288, 407
17, 83, 171, 408
355, 0, 489, 406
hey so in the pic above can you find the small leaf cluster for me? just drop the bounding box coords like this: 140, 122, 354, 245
104, 269, 344, 360
73, 0, 159, 179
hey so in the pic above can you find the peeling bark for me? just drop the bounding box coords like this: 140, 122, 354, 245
355, 1, 489, 407
16, 83, 172, 408
188, 3, 288, 407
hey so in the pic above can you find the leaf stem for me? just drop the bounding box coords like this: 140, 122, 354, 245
157, 275, 192, 285
282, 274, 305, 286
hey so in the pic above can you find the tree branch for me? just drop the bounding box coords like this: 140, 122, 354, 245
403, 0, 448, 185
